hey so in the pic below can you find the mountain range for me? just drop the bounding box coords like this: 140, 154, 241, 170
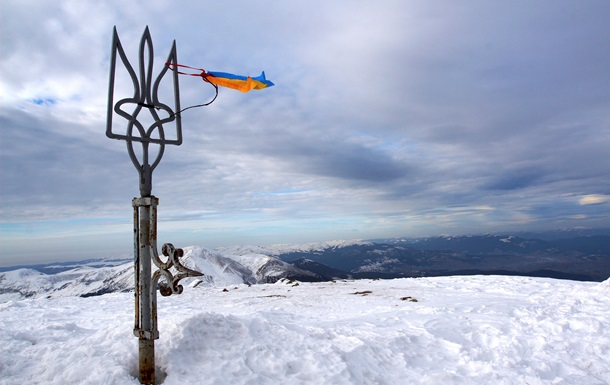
1, 231, 608, 300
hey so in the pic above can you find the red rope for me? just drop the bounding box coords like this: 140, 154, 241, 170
164, 62, 218, 112
166, 62, 210, 79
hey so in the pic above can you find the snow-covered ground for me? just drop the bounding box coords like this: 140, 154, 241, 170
1, 275, 609, 385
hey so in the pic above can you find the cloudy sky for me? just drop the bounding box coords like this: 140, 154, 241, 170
1, 1, 609, 266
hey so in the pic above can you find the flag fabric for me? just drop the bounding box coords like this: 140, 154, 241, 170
204, 71, 274, 92
166, 63, 274, 93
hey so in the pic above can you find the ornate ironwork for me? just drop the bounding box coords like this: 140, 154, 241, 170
106, 25, 182, 197
106, 26, 203, 385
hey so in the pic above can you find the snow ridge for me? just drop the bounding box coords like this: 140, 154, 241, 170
0, 264, 133, 301
0, 246, 319, 301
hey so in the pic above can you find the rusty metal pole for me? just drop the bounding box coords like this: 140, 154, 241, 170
106, 26, 203, 384
135, 199, 155, 384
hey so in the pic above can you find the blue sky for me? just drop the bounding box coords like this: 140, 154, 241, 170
1, 0, 609, 266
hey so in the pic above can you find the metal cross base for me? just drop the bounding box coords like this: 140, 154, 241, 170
132, 197, 203, 384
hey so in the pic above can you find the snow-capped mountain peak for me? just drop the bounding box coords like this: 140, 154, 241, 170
0, 246, 321, 301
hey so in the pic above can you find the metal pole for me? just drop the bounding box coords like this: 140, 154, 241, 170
137, 200, 155, 384
107, 27, 202, 384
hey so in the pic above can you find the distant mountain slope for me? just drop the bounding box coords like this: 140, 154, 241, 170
400, 234, 550, 254
389, 234, 610, 255
217, 239, 373, 258
290, 259, 351, 280
1, 232, 608, 301
0, 247, 324, 301
0, 263, 133, 301
184, 246, 320, 284
273, 234, 610, 281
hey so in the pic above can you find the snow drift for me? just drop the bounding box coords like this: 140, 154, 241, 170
1, 276, 609, 384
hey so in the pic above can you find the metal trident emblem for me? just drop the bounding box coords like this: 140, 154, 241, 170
106, 26, 203, 384
106, 26, 182, 197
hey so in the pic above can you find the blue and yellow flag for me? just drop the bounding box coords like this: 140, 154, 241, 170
204, 71, 274, 92
167, 63, 274, 92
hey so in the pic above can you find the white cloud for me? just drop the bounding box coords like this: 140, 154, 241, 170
579, 195, 610, 205
1, 0, 610, 264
